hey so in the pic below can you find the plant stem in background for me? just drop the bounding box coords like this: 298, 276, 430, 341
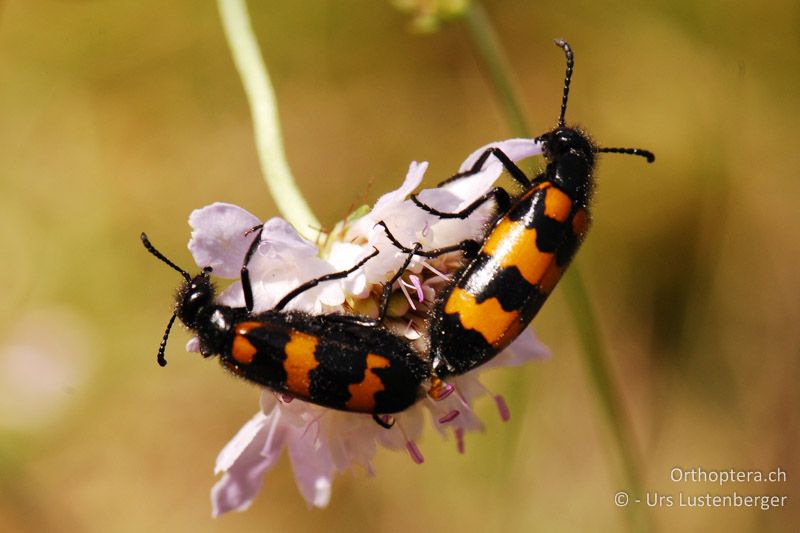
217, 0, 320, 239
463, 2, 531, 138
464, 2, 648, 531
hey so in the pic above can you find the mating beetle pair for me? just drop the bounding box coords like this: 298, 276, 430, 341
143, 40, 654, 425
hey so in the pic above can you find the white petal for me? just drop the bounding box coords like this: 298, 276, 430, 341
214, 412, 270, 474
211, 411, 285, 517
236, 248, 342, 314
326, 242, 375, 299
259, 409, 290, 465
346, 161, 430, 239
484, 327, 551, 369
414, 186, 462, 214
211, 456, 272, 516
257, 217, 319, 259
287, 428, 335, 508
315, 412, 378, 471
215, 280, 246, 309
188, 203, 261, 279
444, 164, 504, 206
370, 161, 427, 215
459, 138, 544, 173
412, 165, 503, 249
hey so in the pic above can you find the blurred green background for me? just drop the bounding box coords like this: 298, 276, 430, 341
1, 0, 798, 531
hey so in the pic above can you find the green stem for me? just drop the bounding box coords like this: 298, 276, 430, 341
464, 2, 648, 531
217, 0, 320, 239
561, 272, 647, 532
463, 2, 530, 138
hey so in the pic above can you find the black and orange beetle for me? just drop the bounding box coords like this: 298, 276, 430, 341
381, 40, 655, 377
141, 228, 429, 424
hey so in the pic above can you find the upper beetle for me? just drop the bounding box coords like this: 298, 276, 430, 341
381, 40, 654, 378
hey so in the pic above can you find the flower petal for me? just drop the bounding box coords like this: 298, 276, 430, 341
188, 203, 261, 278
255, 217, 319, 260
212, 217, 349, 313
211, 410, 288, 517
458, 138, 544, 173
484, 327, 551, 368
211, 457, 272, 516
371, 161, 427, 214
214, 412, 269, 475
287, 428, 335, 508
346, 161, 431, 240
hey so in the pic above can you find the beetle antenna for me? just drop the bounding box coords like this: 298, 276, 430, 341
595, 146, 656, 163
157, 312, 177, 367
141, 232, 191, 282
553, 39, 574, 127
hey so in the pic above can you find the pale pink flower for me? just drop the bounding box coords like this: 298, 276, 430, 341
188, 138, 550, 514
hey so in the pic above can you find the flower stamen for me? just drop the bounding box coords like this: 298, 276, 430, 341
428, 377, 455, 400
455, 428, 465, 454
421, 261, 451, 282
403, 319, 420, 337
474, 380, 512, 423
398, 281, 416, 311
408, 275, 425, 302
396, 419, 425, 464
438, 410, 460, 424
494, 394, 511, 423
406, 441, 425, 465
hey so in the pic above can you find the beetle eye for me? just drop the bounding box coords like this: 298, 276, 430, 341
184, 288, 207, 312
178, 281, 213, 326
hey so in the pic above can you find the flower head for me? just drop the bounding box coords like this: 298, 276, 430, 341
188, 138, 548, 514
391, 0, 471, 33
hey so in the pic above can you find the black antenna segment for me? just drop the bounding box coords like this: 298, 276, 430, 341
553, 39, 574, 127
550, 40, 656, 165
141, 233, 191, 282
157, 313, 178, 367
596, 146, 656, 163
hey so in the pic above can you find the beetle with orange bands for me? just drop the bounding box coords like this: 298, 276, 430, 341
381, 40, 655, 378
141, 229, 429, 426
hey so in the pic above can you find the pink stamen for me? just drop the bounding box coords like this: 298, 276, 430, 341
398, 281, 416, 311
438, 410, 460, 424
411, 275, 424, 301
473, 380, 512, 423
434, 382, 455, 400
406, 440, 425, 464
495, 394, 511, 422
422, 262, 451, 282
403, 319, 419, 337
396, 418, 425, 464
455, 428, 465, 454
421, 220, 430, 237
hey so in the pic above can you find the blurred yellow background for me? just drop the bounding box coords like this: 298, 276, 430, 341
1, 1, 798, 531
